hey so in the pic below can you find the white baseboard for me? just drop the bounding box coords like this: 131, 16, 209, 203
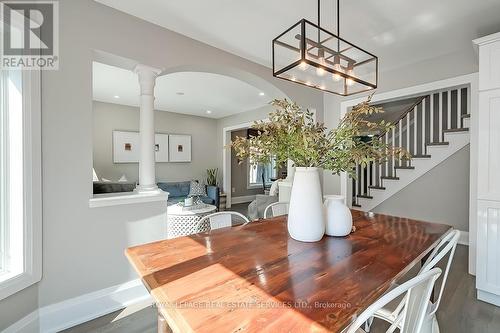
478, 289, 500, 307
458, 230, 469, 246
3, 279, 151, 333
231, 195, 256, 204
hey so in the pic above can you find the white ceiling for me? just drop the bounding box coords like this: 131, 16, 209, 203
92, 62, 270, 119
95, 0, 500, 73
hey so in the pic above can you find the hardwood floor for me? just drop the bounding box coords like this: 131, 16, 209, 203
61, 245, 500, 333
226, 202, 249, 217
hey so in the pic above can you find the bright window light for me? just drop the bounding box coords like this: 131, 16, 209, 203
0, 70, 24, 279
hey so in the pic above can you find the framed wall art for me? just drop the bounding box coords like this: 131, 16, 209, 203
113, 131, 170, 163
168, 134, 191, 162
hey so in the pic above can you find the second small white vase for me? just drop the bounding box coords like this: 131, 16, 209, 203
287, 167, 325, 242
324, 195, 352, 237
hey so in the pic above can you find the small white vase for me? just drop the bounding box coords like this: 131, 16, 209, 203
324, 195, 352, 237
287, 167, 325, 242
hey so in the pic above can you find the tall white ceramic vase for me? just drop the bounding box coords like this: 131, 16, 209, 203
324, 195, 352, 237
287, 167, 325, 242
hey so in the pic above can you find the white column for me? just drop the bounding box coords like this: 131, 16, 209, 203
134, 64, 162, 194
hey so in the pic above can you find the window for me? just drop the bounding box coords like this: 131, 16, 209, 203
0, 67, 42, 300
248, 157, 277, 189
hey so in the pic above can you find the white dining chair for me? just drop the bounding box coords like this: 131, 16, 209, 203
366, 230, 460, 333
197, 211, 250, 232
263, 202, 289, 219
347, 268, 442, 333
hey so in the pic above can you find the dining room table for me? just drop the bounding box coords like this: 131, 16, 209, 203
125, 210, 452, 333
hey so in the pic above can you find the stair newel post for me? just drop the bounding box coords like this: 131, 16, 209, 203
456, 88, 462, 129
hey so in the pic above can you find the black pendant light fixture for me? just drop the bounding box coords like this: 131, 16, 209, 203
272, 0, 378, 96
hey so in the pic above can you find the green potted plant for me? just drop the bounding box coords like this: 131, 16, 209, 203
230, 97, 409, 242
206, 168, 218, 186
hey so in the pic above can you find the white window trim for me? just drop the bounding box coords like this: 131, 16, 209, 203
0, 66, 42, 301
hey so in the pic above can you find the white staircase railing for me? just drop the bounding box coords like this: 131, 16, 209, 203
351, 86, 469, 208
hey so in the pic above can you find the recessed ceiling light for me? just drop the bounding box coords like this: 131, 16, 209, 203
259, 92, 265, 96
206, 110, 212, 114
176, 92, 185, 95
113, 95, 120, 99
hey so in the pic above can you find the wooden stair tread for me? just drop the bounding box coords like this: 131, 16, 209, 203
443, 128, 469, 133
412, 154, 431, 158
426, 142, 449, 146
357, 194, 373, 199
352, 203, 362, 207
368, 185, 386, 190
395, 165, 415, 169
381, 176, 400, 180
461, 114, 470, 118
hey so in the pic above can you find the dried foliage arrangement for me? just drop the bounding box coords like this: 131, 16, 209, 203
230, 96, 410, 177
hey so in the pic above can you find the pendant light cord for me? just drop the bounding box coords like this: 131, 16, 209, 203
317, 0, 321, 45
336, 0, 340, 52
337, 0, 340, 37
318, 0, 341, 52
318, 0, 321, 27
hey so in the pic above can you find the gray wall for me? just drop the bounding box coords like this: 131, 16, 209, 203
93, 101, 218, 184
372, 146, 470, 231
0, 0, 324, 330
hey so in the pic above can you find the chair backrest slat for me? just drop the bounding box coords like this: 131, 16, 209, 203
419, 229, 460, 315
197, 211, 250, 232
264, 202, 289, 219
346, 268, 442, 333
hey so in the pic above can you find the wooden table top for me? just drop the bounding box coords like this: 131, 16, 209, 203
126, 210, 451, 333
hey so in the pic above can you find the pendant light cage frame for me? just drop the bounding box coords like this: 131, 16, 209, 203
272, 19, 378, 96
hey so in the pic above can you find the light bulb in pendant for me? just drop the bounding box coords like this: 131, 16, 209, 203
332, 55, 342, 81
316, 49, 325, 76
346, 64, 355, 86
332, 65, 342, 81
299, 61, 309, 71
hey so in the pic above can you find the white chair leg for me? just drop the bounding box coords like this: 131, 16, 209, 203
419, 313, 436, 333
364, 316, 374, 332
432, 315, 440, 333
